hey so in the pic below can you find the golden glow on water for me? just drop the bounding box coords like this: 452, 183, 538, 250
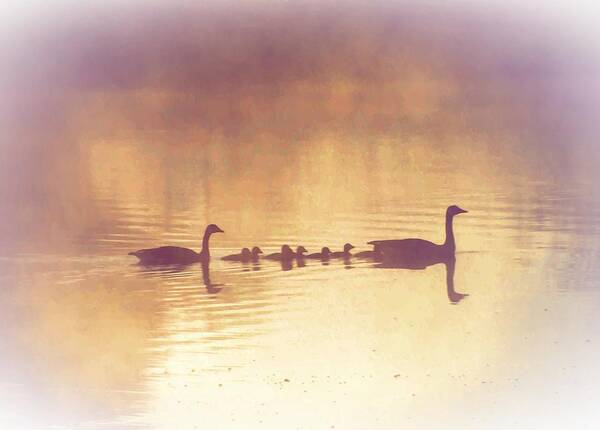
2, 1, 600, 429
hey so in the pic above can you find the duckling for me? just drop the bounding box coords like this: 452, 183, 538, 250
250, 246, 263, 262
265, 245, 296, 261
295, 246, 308, 259
129, 224, 224, 265
330, 243, 354, 258
306, 247, 331, 260
223, 247, 261, 262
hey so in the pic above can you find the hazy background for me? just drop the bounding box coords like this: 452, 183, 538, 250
1, 0, 599, 253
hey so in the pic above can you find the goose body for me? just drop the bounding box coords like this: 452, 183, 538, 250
368, 206, 467, 264
307, 247, 331, 260
330, 243, 355, 258
129, 224, 224, 265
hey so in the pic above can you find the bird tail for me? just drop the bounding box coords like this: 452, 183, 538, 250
128, 251, 138, 256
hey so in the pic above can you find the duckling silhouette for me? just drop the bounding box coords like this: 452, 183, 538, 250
129, 224, 224, 265
222, 248, 252, 262
222, 246, 263, 262
265, 245, 295, 261
307, 247, 331, 260
250, 247, 263, 262
368, 205, 467, 264
330, 243, 354, 258
295, 246, 308, 259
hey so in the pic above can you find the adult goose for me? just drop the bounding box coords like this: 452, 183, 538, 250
330, 243, 354, 258
368, 205, 467, 264
129, 224, 224, 265
307, 247, 331, 260
265, 245, 296, 261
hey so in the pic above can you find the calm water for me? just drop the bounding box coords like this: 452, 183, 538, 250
1, 132, 600, 429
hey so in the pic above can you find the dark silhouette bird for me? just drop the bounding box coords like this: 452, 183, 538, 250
330, 243, 355, 258
265, 245, 296, 261
250, 246, 263, 262
295, 246, 308, 259
306, 247, 331, 260
368, 205, 467, 265
222, 247, 263, 262
222, 247, 251, 262
128, 224, 224, 265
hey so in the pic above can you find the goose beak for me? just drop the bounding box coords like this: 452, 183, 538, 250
216, 227, 225, 233
457, 207, 468, 214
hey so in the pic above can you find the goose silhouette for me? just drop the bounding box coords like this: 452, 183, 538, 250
330, 243, 354, 258
306, 247, 331, 260
128, 224, 224, 265
368, 205, 467, 265
222, 247, 263, 262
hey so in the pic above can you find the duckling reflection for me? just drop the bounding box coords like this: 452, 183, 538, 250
343, 255, 354, 270
201, 260, 223, 294
280, 259, 293, 272
374, 256, 467, 304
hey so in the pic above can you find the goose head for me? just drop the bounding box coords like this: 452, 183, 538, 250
296, 246, 308, 257
343, 243, 355, 253
321, 247, 331, 256
251, 247, 263, 257
206, 224, 225, 234
446, 205, 468, 217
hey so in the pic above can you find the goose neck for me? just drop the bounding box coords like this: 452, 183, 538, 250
443, 213, 456, 252
201, 229, 212, 257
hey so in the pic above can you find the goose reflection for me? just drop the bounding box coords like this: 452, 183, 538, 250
201, 260, 223, 294
374, 256, 467, 304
